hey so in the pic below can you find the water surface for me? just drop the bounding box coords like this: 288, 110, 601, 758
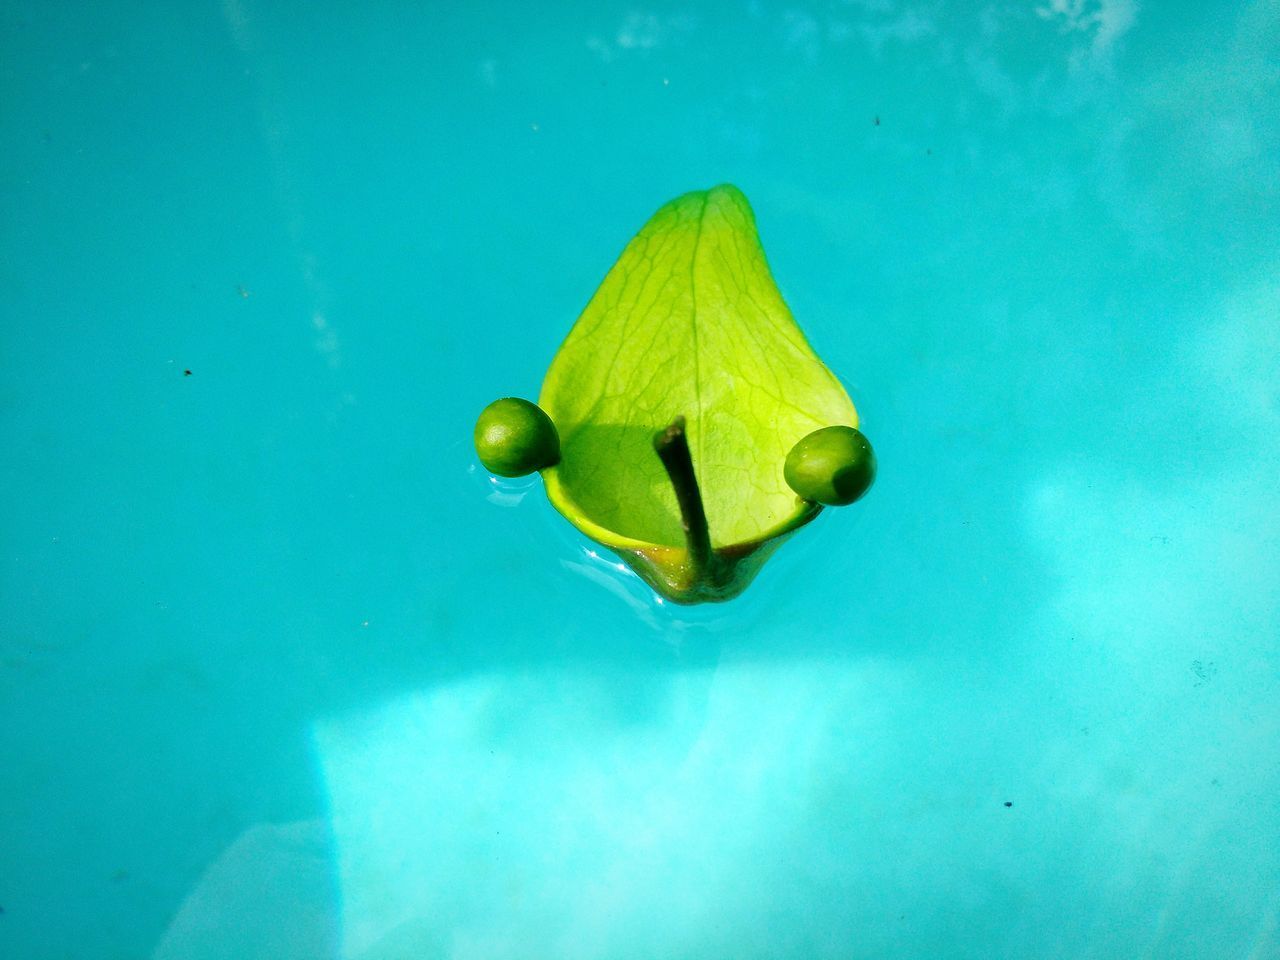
2, 1, 1278, 957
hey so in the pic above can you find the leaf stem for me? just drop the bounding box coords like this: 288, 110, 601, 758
653, 416, 713, 576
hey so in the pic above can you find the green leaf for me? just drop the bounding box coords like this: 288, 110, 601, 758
535, 184, 859, 603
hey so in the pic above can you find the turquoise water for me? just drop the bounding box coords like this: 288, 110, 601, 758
3, 1, 1279, 957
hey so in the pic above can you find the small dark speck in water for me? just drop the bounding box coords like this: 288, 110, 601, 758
183, 369, 192, 377
1192, 659, 1217, 687
874, 115, 881, 126
1004, 801, 1013, 808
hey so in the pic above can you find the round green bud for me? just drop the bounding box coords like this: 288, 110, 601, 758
784, 425, 876, 506
474, 397, 560, 478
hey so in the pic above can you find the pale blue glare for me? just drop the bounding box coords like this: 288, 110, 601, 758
1, 1, 1278, 958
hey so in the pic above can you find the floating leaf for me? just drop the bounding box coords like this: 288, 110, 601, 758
524, 184, 864, 603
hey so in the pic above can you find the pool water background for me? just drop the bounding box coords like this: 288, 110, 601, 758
2, 1, 1278, 957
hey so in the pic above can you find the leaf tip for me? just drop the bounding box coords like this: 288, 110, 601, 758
707, 182, 747, 200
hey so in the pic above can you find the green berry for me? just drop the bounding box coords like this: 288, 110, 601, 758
474, 398, 560, 477
784, 425, 876, 506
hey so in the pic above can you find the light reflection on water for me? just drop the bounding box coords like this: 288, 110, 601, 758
310, 657, 904, 959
